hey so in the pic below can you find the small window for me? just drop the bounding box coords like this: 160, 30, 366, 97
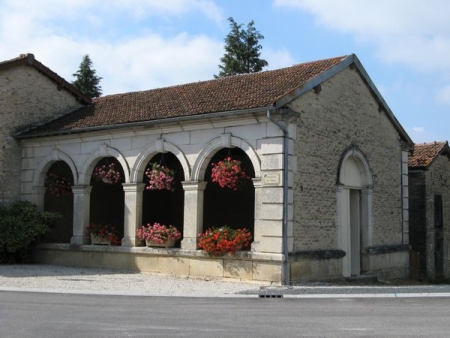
434, 194, 443, 229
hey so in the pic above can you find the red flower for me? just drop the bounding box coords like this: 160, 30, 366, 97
197, 226, 252, 256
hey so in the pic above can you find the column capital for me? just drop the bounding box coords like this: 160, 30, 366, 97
71, 185, 93, 194
122, 182, 146, 193
181, 181, 208, 191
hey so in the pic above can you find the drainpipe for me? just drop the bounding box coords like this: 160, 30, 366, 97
267, 108, 290, 285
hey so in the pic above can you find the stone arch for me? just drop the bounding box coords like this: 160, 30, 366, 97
192, 133, 261, 181
34, 149, 78, 187
337, 145, 372, 186
79, 144, 130, 185
336, 145, 373, 277
132, 139, 190, 183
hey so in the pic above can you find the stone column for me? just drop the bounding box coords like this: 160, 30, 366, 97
251, 178, 262, 252
32, 186, 46, 211
181, 181, 207, 250
71, 185, 92, 245
122, 183, 146, 247
361, 185, 373, 249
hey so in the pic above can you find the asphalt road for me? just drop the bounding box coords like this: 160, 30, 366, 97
1, 291, 450, 337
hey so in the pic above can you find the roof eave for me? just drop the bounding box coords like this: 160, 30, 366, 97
275, 54, 414, 146
15, 106, 272, 139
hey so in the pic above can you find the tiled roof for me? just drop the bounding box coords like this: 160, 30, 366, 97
19, 55, 347, 136
0, 53, 91, 104
408, 141, 450, 168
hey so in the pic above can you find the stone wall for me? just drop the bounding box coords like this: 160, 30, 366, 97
424, 156, 450, 278
0, 65, 82, 205
291, 66, 404, 251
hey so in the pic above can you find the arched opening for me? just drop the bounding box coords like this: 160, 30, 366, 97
89, 157, 125, 244
203, 148, 255, 235
142, 152, 185, 247
43, 161, 74, 243
337, 149, 373, 277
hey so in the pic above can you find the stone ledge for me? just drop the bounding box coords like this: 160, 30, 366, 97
35, 243, 284, 262
290, 249, 346, 260
365, 244, 410, 255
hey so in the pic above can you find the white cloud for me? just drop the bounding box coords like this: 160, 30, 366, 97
0, 0, 225, 95
436, 85, 450, 106
273, 0, 450, 73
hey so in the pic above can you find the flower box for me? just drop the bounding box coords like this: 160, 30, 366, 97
197, 226, 252, 256
137, 222, 181, 245
90, 233, 110, 245
145, 238, 175, 248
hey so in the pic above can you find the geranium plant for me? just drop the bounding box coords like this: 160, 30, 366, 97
93, 162, 122, 185
197, 226, 252, 256
211, 157, 250, 190
86, 222, 121, 246
137, 222, 181, 244
45, 172, 72, 196
145, 163, 175, 191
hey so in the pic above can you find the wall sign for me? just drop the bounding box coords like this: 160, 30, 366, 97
263, 172, 281, 186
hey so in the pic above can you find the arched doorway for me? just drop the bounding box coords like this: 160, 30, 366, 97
337, 148, 373, 277
43, 161, 74, 243
89, 157, 125, 243
142, 152, 184, 246
203, 148, 255, 234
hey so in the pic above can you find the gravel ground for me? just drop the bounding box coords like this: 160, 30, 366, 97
2, 264, 450, 297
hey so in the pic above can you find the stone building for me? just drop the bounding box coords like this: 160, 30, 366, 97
3, 53, 413, 283
0, 54, 90, 206
408, 141, 450, 280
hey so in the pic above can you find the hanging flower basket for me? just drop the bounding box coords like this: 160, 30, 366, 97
45, 172, 72, 196
197, 226, 252, 256
211, 157, 250, 190
137, 222, 181, 246
145, 163, 175, 191
93, 162, 122, 185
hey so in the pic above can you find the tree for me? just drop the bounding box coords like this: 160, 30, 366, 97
215, 17, 268, 78
72, 54, 102, 98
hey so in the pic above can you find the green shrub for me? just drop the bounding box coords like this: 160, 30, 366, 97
0, 201, 60, 263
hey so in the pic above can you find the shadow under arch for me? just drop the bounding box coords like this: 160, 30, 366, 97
192, 134, 261, 182
79, 144, 130, 185
34, 149, 78, 188
132, 140, 190, 183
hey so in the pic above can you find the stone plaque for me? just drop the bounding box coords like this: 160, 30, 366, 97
263, 172, 281, 186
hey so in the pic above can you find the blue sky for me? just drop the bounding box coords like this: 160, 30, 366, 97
1, 0, 449, 143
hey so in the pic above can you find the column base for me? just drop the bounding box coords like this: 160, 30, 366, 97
70, 235, 86, 245
122, 237, 145, 247
181, 237, 198, 250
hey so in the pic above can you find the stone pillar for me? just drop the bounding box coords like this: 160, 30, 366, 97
181, 181, 207, 250
122, 183, 146, 247
361, 185, 373, 249
401, 150, 409, 244
251, 178, 263, 252
71, 185, 92, 245
32, 186, 46, 211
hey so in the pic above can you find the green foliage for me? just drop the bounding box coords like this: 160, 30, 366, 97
72, 54, 103, 98
0, 201, 60, 263
215, 17, 268, 78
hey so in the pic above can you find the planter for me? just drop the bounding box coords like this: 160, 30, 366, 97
90, 233, 110, 245
145, 238, 175, 248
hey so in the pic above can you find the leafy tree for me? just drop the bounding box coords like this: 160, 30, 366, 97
72, 54, 103, 98
215, 17, 268, 78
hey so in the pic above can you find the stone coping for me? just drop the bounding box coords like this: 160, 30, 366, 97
35, 243, 284, 262
365, 244, 410, 255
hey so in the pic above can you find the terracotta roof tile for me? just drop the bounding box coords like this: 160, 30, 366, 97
408, 141, 449, 168
21, 56, 347, 136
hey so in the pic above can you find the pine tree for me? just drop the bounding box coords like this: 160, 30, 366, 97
215, 17, 268, 78
72, 54, 102, 98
